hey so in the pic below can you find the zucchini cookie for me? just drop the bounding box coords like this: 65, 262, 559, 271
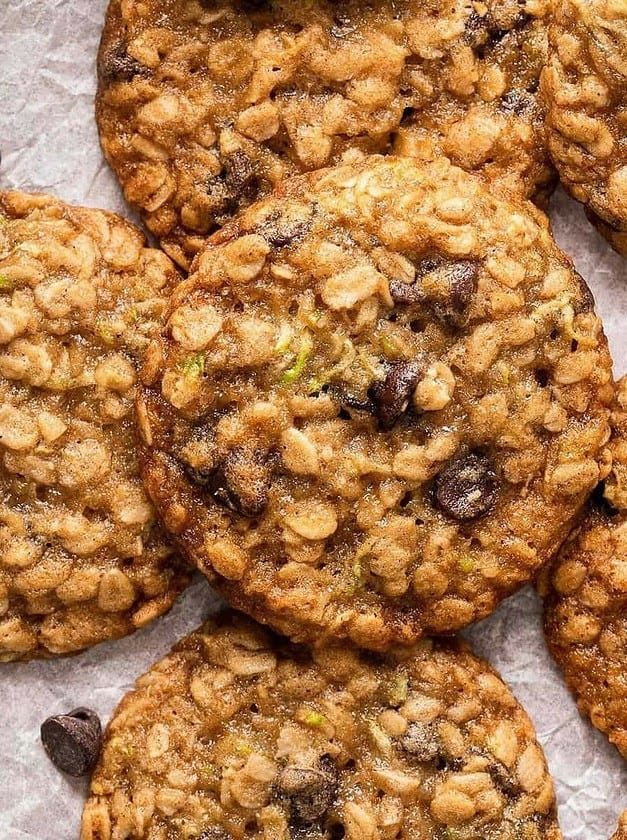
541, 0, 627, 256
543, 377, 627, 758
137, 155, 614, 650
0, 192, 190, 661
81, 610, 562, 840
613, 813, 627, 840
96, 0, 553, 270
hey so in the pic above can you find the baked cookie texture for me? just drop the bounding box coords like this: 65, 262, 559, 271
0, 192, 190, 661
97, 0, 554, 269
541, 0, 627, 256
81, 611, 562, 840
138, 155, 614, 650
612, 812, 627, 840
543, 377, 627, 759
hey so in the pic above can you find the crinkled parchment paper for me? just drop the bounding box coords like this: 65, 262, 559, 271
0, 2, 626, 838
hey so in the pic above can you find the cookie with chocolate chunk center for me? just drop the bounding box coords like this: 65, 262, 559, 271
138, 155, 613, 650
81, 611, 562, 840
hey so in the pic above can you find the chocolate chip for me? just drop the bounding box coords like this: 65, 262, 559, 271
225, 150, 258, 195
513, 10, 532, 30
276, 755, 338, 824
40, 707, 102, 777
369, 359, 422, 430
206, 151, 260, 222
435, 452, 500, 521
100, 41, 147, 84
327, 385, 377, 415
197, 829, 233, 840
448, 264, 477, 313
257, 207, 314, 247
389, 277, 424, 305
463, 9, 490, 48
487, 760, 521, 795
500, 90, 536, 117
573, 271, 595, 313
389, 259, 478, 327
467, 9, 531, 50
208, 448, 272, 518
400, 722, 440, 762
412, 257, 444, 281
420, 261, 479, 325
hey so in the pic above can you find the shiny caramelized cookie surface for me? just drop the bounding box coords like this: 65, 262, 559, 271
81, 611, 561, 840
544, 377, 627, 759
541, 0, 627, 255
138, 155, 613, 650
0, 191, 190, 661
97, 0, 554, 268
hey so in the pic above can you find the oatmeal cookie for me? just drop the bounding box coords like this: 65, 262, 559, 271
541, 0, 627, 255
613, 812, 627, 840
137, 155, 614, 650
81, 610, 561, 840
543, 377, 627, 758
0, 191, 190, 661
97, 0, 554, 269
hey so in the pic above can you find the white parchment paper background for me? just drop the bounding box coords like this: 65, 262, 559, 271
0, 2, 626, 837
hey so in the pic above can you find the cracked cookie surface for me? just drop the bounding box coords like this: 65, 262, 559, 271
138, 156, 613, 650
543, 377, 627, 758
97, 0, 554, 269
0, 192, 190, 661
541, 0, 627, 255
81, 610, 561, 840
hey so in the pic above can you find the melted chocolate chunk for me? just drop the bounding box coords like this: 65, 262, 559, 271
435, 452, 500, 521
389, 259, 479, 327
206, 151, 260, 222
500, 90, 536, 117
100, 41, 148, 84
208, 448, 272, 518
225, 150, 258, 195
420, 260, 479, 324
258, 207, 314, 247
463, 9, 490, 48
389, 278, 424, 305
487, 760, 522, 795
370, 359, 422, 430
327, 385, 377, 415
276, 755, 338, 824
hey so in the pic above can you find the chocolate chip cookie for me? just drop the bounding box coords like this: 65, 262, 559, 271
137, 155, 614, 650
543, 377, 627, 758
541, 0, 627, 255
97, 0, 554, 269
0, 191, 190, 661
81, 610, 562, 840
